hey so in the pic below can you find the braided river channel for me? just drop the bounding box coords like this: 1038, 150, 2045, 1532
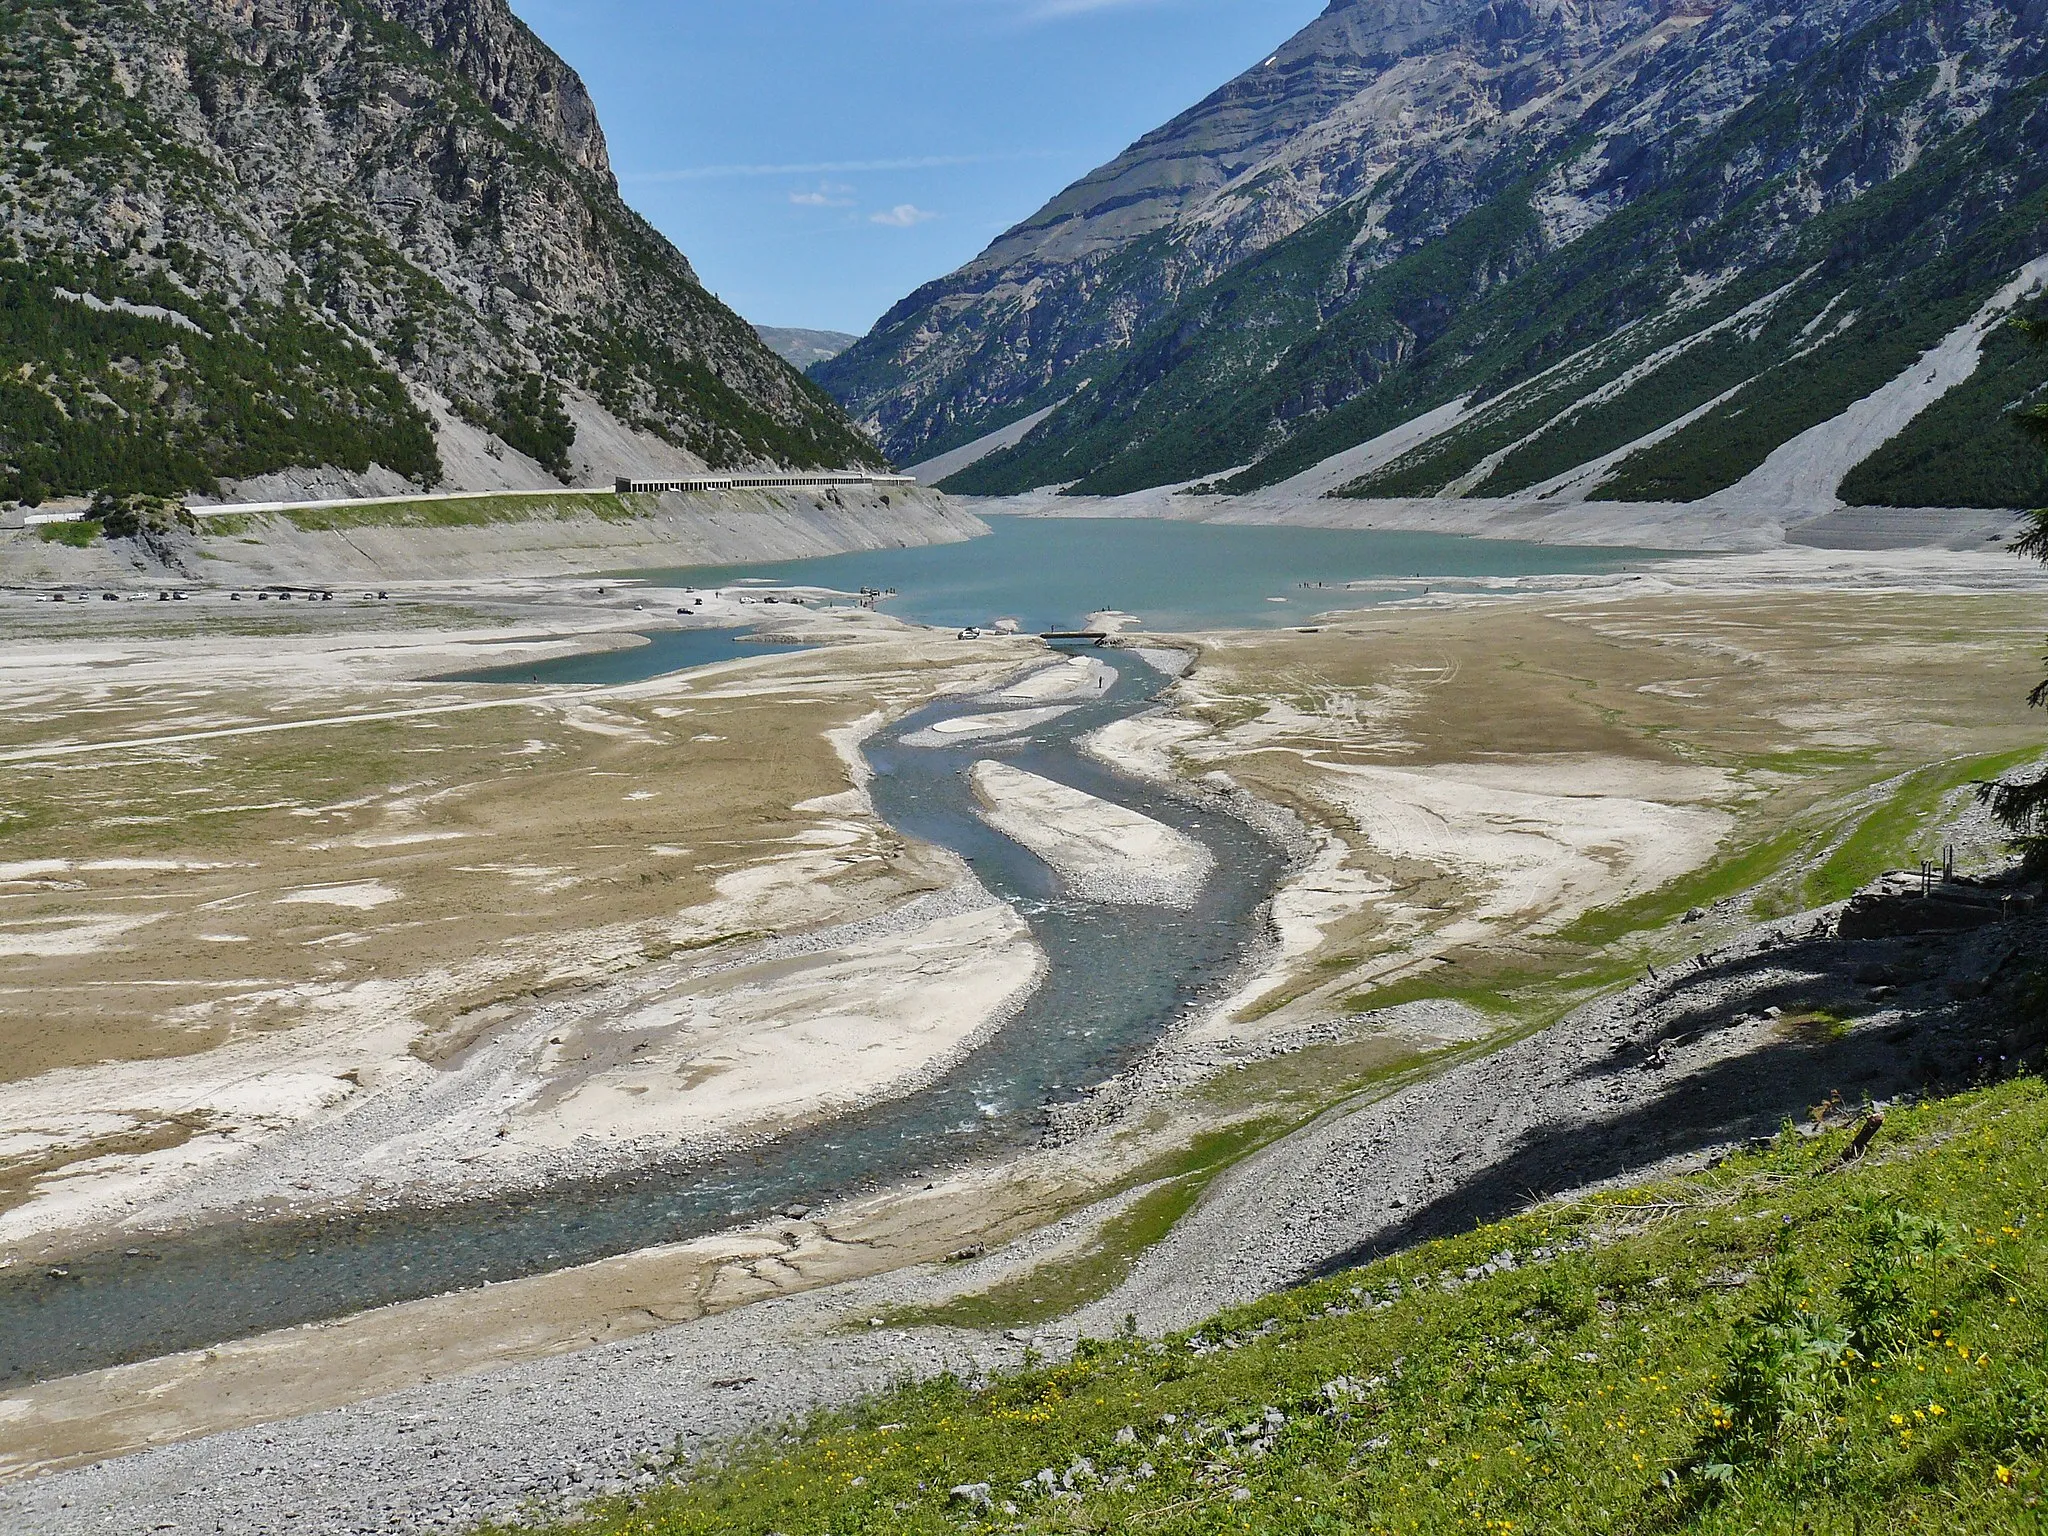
0, 645, 1290, 1386
0, 520, 1664, 1386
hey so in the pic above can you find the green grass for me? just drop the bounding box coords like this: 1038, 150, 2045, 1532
1802, 749, 2043, 909
490, 1073, 2048, 1536
274, 492, 653, 532
35, 518, 99, 547
1563, 822, 1818, 952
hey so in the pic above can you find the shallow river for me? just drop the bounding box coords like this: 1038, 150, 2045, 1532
0, 650, 1285, 1387
0, 522, 1660, 1386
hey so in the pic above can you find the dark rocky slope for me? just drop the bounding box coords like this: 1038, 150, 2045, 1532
0, 0, 881, 505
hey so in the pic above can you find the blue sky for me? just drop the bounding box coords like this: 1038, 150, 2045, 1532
508, 1, 1327, 337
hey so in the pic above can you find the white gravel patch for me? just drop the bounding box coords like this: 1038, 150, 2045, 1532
898, 705, 1078, 747
970, 760, 1215, 907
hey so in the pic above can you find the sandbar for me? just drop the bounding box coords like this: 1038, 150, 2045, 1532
969, 760, 1215, 907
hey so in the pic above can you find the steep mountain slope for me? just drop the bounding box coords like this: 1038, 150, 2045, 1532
820, 0, 2048, 509
0, 0, 881, 506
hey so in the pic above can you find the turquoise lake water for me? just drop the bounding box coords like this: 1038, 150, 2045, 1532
643, 514, 1667, 633
439, 627, 814, 686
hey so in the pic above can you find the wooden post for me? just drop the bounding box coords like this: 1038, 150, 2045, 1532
1842, 1112, 1885, 1163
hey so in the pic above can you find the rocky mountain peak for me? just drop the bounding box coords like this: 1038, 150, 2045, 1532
365, 0, 613, 181
0, 0, 879, 506
818, 0, 2047, 511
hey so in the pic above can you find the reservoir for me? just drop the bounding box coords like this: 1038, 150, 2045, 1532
646, 513, 1664, 634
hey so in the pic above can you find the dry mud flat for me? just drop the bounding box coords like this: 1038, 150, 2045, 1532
0, 585, 1053, 1256
5, 553, 2048, 1533
1086, 564, 2048, 1051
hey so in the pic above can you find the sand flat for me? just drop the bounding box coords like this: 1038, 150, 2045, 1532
903, 705, 1078, 744
513, 900, 1041, 1149
970, 760, 1214, 906
999, 654, 1116, 701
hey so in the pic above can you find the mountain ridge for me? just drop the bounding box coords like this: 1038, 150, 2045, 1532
818, 0, 2048, 512
755, 326, 861, 370
0, 0, 882, 507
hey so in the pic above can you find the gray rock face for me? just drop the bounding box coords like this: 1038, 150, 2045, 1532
755, 326, 863, 370
819, 0, 1671, 461
973, 0, 1607, 274
817, 0, 2048, 505
1, 0, 880, 502
372, 0, 613, 178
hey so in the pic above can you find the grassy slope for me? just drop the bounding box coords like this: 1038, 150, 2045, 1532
496, 1073, 2048, 1536
263, 492, 654, 532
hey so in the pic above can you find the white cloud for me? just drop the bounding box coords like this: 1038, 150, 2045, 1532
871, 203, 940, 227
790, 182, 857, 207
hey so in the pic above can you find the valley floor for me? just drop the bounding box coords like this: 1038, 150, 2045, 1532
0, 535, 2044, 1533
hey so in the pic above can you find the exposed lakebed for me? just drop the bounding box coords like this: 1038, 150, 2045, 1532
1, 524, 1666, 1386
0, 647, 1284, 1386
